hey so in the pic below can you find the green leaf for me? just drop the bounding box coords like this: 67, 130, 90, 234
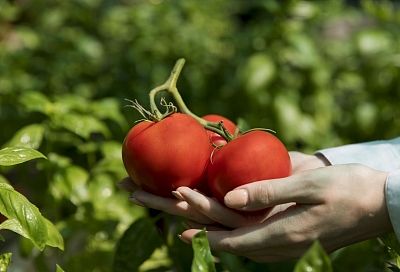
388, 261, 400, 272
381, 233, 400, 256
0, 176, 9, 184
4, 124, 45, 149
192, 230, 216, 272
19, 91, 53, 115
91, 98, 127, 129
44, 219, 64, 250
0, 147, 46, 166
242, 53, 275, 92
0, 183, 63, 251
113, 217, 163, 272
217, 252, 249, 272
55, 264, 65, 272
100, 141, 122, 160
51, 113, 110, 139
50, 165, 89, 205
0, 252, 11, 272
294, 241, 332, 272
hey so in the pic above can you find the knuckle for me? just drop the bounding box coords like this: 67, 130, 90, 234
252, 182, 274, 206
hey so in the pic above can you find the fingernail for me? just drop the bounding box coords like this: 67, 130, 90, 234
129, 195, 144, 207
172, 190, 184, 201
178, 234, 189, 244
224, 189, 248, 209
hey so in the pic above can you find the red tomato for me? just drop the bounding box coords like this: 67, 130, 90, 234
122, 113, 211, 197
202, 114, 237, 146
207, 130, 291, 203
194, 114, 237, 195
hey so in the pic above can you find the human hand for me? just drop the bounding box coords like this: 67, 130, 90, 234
119, 151, 329, 228
179, 164, 392, 262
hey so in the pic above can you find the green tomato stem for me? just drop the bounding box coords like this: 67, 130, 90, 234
148, 58, 234, 141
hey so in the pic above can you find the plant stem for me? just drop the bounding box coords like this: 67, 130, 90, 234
148, 58, 233, 141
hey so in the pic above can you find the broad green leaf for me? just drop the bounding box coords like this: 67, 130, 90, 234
53, 94, 89, 113
88, 173, 145, 223
51, 113, 110, 139
113, 217, 163, 272
19, 91, 53, 115
139, 246, 172, 271
91, 98, 127, 129
100, 141, 122, 160
50, 165, 89, 205
56, 264, 65, 272
242, 53, 275, 92
163, 215, 193, 272
93, 158, 126, 177
0, 147, 46, 166
0, 253, 11, 272
294, 241, 332, 272
388, 262, 400, 272
0, 234, 4, 242
0, 176, 9, 184
217, 252, 249, 272
0, 183, 63, 251
44, 219, 64, 250
192, 230, 216, 272
381, 233, 400, 256
4, 124, 45, 149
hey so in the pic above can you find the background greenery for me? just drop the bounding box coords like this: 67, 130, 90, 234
0, 0, 400, 271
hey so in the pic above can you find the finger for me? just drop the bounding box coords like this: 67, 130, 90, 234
185, 220, 229, 231
177, 187, 261, 228
180, 229, 296, 262
131, 190, 214, 224
180, 228, 252, 253
224, 172, 323, 211
182, 204, 317, 254
117, 177, 138, 192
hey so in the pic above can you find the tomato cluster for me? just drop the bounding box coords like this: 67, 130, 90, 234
122, 113, 291, 203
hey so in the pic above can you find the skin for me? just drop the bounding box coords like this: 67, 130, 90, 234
119, 152, 393, 262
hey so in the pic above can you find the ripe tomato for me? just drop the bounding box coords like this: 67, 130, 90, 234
207, 130, 291, 203
122, 113, 211, 197
194, 114, 237, 195
202, 114, 237, 146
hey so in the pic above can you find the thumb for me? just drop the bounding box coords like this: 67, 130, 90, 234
224, 174, 321, 211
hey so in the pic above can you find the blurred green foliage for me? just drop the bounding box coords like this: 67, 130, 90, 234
1, 0, 400, 271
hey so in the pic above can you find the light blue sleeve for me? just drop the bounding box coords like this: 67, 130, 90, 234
316, 137, 400, 241
386, 170, 400, 241
316, 137, 400, 172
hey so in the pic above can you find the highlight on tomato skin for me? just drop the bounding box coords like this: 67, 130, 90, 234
206, 130, 292, 203
122, 113, 211, 197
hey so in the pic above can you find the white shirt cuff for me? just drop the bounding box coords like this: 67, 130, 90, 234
386, 170, 400, 241
316, 138, 400, 172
